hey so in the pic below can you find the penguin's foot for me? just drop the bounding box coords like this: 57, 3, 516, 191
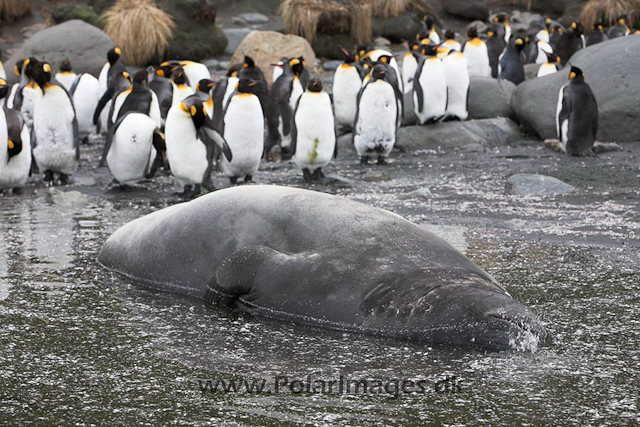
377, 156, 388, 166
244, 175, 253, 183
281, 147, 292, 161
393, 144, 407, 153
58, 174, 70, 186
302, 168, 313, 183
312, 168, 325, 180
82, 136, 89, 145
175, 185, 193, 197
43, 170, 54, 186
360, 156, 370, 165
190, 184, 202, 198
229, 177, 238, 185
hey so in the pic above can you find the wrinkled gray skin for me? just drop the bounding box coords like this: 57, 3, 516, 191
99, 186, 545, 351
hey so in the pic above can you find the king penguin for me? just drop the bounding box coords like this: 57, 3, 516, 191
55, 59, 77, 92
212, 66, 240, 130
442, 50, 469, 121
94, 47, 126, 133
608, 14, 631, 38
31, 62, 79, 185
462, 26, 491, 77
158, 60, 210, 90
292, 78, 336, 182
442, 30, 462, 52
486, 26, 506, 78
148, 66, 178, 127
107, 70, 162, 137
333, 47, 363, 131
219, 78, 264, 184
493, 13, 512, 44
535, 39, 554, 64
354, 64, 398, 165
556, 22, 585, 64
0, 79, 32, 192
549, 24, 564, 50
237, 55, 269, 113
0, 47, 5, 81
499, 36, 526, 85
69, 72, 100, 142
12, 57, 40, 129
4, 59, 23, 109
420, 15, 440, 44
165, 94, 232, 197
413, 45, 447, 125
587, 21, 608, 46
267, 57, 305, 157
537, 52, 562, 77
401, 42, 420, 94
171, 67, 196, 102
556, 66, 598, 156
196, 79, 216, 119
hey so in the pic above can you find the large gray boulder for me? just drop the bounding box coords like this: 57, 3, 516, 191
5, 20, 113, 83
511, 35, 640, 142
397, 118, 522, 150
469, 77, 515, 119
506, 174, 575, 196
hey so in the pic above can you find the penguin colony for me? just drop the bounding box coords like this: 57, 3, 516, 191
0, 11, 635, 194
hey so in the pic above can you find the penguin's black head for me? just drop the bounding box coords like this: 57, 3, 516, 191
156, 61, 181, 78
242, 55, 256, 69
306, 78, 322, 93
339, 46, 358, 63
227, 62, 242, 77
289, 57, 304, 76
544, 51, 560, 63
545, 17, 552, 28
371, 64, 387, 81
107, 47, 121, 65
132, 70, 148, 86
236, 78, 258, 94
570, 21, 584, 35
421, 44, 439, 57
360, 57, 374, 71
14, 59, 25, 77
172, 67, 188, 86
32, 62, 52, 93
23, 57, 38, 79
180, 94, 207, 129
409, 41, 421, 51
514, 37, 525, 51
423, 14, 434, 29
418, 29, 431, 41
0, 78, 9, 100
551, 24, 563, 34
444, 29, 456, 40
494, 13, 509, 23
569, 66, 584, 81
59, 59, 72, 73
486, 26, 497, 39
593, 20, 604, 30
197, 78, 216, 94
357, 46, 369, 59
617, 14, 627, 25
271, 57, 289, 70
467, 26, 479, 39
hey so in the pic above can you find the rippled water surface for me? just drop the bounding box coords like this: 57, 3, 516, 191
1, 141, 639, 425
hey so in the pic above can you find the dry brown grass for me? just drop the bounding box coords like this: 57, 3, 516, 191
280, 0, 372, 44
580, 0, 640, 30
102, 0, 175, 66
371, 0, 410, 18
0, 0, 32, 22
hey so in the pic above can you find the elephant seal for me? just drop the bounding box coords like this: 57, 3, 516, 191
98, 185, 545, 351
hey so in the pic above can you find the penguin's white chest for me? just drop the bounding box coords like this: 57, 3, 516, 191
413, 58, 447, 123
165, 107, 208, 186
442, 54, 470, 120
223, 77, 239, 108
0, 123, 31, 190
0, 109, 7, 175
401, 54, 418, 95
354, 80, 397, 157
175, 85, 195, 103
293, 92, 336, 172
535, 41, 553, 64
463, 41, 491, 77
33, 86, 77, 174
72, 74, 100, 136
182, 62, 210, 90
20, 85, 39, 125
55, 72, 77, 92
537, 63, 558, 77
221, 94, 264, 178
107, 113, 157, 185
333, 64, 362, 126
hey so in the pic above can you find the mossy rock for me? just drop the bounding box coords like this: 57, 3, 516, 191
372, 12, 422, 43
312, 33, 353, 59
52, 4, 100, 27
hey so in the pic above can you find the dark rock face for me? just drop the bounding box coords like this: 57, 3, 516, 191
511, 36, 640, 142
5, 20, 113, 81
443, 0, 489, 21
468, 77, 515, 120
372, 12, 423, 44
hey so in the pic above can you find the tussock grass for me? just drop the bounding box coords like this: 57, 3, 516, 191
103, 0, 175, 66
580, 0, 639, 30
0, 0, 32, 22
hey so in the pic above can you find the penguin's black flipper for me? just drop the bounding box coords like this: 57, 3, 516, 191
99, 113, 121, 167
290, 96, 303, 156
199, 117, 233, 162
352, 82, 367, 145
557, 86, 571, 142
12, 85, 25, 111
69, 74, 83, 96
413, 59, 426, 113
94, 87, 114, 125
73, 116, 80, 161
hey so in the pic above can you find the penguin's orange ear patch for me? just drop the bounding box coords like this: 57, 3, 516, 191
180, 102, 188, 113
190, 105, 197, 116
569, 72, 576, 79
43, 64, 52, 73
8, 140, 14, 150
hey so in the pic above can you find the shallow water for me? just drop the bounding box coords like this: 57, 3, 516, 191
1, 140, 639, 425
